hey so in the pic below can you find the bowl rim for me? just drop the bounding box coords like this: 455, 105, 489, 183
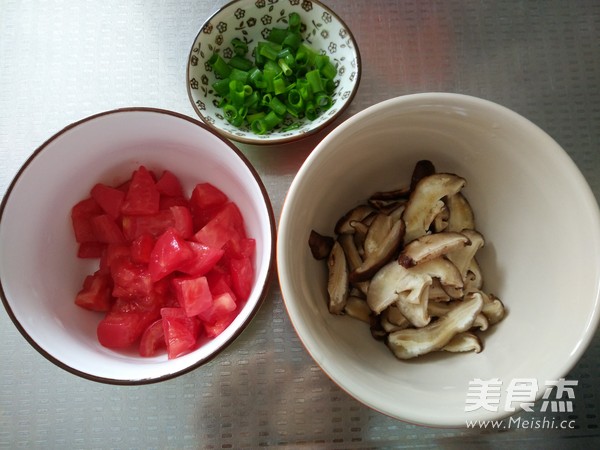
0, 106, 277, 385
276, 92, 600, 425
185, 0, 362, 145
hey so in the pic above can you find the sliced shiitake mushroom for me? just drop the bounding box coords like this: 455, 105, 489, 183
480, 291, 506, 325
442, 332, 482, 353
344, 296, 372, 324
446, 192, 475, 232
338, 234, 369, 296
402, 173, 466, 244
409, 159, 437, 192
308, 230, 334, 260
327, 240, 349, 314
446, 230, 484, 279
398, 231, 471, 268
387, 293, 483, 359
368, 257, 465, 327
334, 205, 374, 235
349, 214, 404, 283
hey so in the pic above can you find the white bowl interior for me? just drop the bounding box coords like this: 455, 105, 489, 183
187, 0, 360, 144
0, 109, 274, 383
277, 93, 600, 426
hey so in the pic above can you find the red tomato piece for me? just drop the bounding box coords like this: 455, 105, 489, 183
190, 183, 229, 229
194, 202, 246, 249
228, 256, 254, 303
211, 202, 246, 238
159, 195, 189, 210
90, 183, 125, 219
75, 271, 113, 312
139, 319, 166, 357
122, 209, 173, 240
77, 242, 105, 259
190, 183, 228, 210
155, 170, 184, 197
221, 238, 256, 264
172, 276, 213, 317
177, 242, 224, 277
121, 166, 160, 216
111, 257, 153, 298
71, 197, 102, 243
130, 233, 155, 264
161, 307, 201, 359
99, 243, 130, 272
91, 214, 126, 244
169, 205, 193, 239
97, 310, 155, 349
206, 267, 236, 300
198, 292, 237, 338
148, 228, 194, 282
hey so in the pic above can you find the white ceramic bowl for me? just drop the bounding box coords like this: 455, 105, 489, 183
277, 93, 600, 427
186, 0, 361, 145
0, 108, 276, 384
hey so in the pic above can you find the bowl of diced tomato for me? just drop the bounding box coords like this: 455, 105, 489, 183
0, 107, 276, 384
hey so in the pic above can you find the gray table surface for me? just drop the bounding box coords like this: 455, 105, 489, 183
1, 0, 599, 448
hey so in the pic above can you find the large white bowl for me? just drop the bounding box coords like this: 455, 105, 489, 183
0, 108, 276, 384
277, 93, 600, 427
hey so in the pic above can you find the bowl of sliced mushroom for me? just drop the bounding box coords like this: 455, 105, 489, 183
277, 93, 600, 427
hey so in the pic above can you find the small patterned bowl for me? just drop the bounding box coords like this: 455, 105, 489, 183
187, 0, 361, 145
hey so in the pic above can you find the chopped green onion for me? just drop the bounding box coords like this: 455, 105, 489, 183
212, 78, 231, 96
269, 96, 287, 117
208, 12, 339, 135
267, 27, 288, 44
315, 92, 332, 110
258, 41, 281, 61
228, 55, 254, 71
231, 38, 248, 56
306, 69, 324, 93
288, 12, 301, 33
208, 53, 232, 78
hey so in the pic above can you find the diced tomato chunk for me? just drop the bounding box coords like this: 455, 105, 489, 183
190, 183, 228, 210
194, 202, 246, 249
75, 271, 113, 312
169, 206, 193, 239
206, 267, 236, 300
155, 170, 184, 197
121, 166, 160, 216
159, 195, 189, 210
199, 292, 237, 338
212, 202, 246, 237
172, 276, 213, 317
177, 242, 224, 277
91, 183, 125, 219
148, 228, 194, 281
97, 310, 155, 349
139, 319, 166, 357
190, 183, 229, 229
91, 214, 126, 244
71, 197, 102, 243
77, 242, 105, 258
99, 244, 130, 272
228, 256, 254, 303
161, 307, 201, 359
130, 233, 155, 264
111, 257, 153, 298
122, 209, 173, 240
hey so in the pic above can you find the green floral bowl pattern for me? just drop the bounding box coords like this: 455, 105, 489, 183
187, 0, 361, 145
